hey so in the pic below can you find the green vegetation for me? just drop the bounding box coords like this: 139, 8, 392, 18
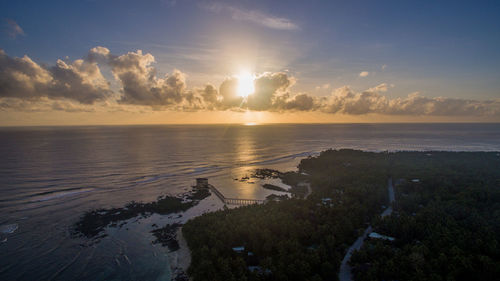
252, 169, 283, 179
183, 150, 500, 281
252, 168, 309, 197
262, 184, 288, 192
183, 149, 389, 281
350, 152, 500, 281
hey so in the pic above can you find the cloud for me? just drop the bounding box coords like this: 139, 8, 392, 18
1, 46, 499, 118
359, 71, 369, 77
315, 83, 330, 91
247, 72, 295, 110
198, 84, 219, 105
4, 19, 25, 39
89, 47, 188, 107
215, 72, 297, 111
367, 83, 391, 93
386, 93, 500, 116
320, 85, 500, 116
0, 49, 111, 104
203, 3, 299, 31
275, 93, 316, 111
321, 85, 388, 114
218, 76, 244, 109
0, 97, 98, 112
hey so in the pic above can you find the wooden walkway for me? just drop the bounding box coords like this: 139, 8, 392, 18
207, 184, 265, 206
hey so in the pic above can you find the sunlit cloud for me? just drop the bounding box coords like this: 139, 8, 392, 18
359, 71, 370, 77
320, 85, 500, 116
0, 49, 111, 104
315, 83, 330, 90
1, 47, 499, 117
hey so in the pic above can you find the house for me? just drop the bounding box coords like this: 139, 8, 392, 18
321, 197, 332, 203
321, 197, 334, 207
232, 246, 245, 253
195, 178, 209, 188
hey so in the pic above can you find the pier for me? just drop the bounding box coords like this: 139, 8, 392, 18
195, 178, 266, 206
208, 184, 265, 205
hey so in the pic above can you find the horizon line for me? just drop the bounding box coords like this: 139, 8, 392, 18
1, 121, 499, 128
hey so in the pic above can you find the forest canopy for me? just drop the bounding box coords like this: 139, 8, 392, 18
183, 150, 500, 281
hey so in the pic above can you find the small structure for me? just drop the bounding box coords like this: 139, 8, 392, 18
411, 179, 420, 183
232, 246, 245, 253
321, 197, 334, 207
321, 197, 332, 204
195, 178, 209, 188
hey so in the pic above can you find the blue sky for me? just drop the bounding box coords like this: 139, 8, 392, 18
1, 0, 500, 124
2, 0, 499, 97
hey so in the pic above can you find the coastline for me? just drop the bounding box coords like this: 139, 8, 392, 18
167, 165, 302, 280
168, 227, 191, 281
168, 191, 225, 280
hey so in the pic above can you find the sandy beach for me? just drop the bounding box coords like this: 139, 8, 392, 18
168, 193, 225, 280
168, 227, 192, 280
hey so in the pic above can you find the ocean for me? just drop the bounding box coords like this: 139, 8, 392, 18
1, 123, 499, 280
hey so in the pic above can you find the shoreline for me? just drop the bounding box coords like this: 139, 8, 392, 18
168, 191, 226, 280
168, 227, 191, 281
167, 162, 309, 280
167, 168, 302, 280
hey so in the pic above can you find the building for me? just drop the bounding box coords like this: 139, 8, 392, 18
195, 178, 209, 188
232, 246, 245, 253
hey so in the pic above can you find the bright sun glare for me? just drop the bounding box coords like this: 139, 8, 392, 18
237, 72, 255, 97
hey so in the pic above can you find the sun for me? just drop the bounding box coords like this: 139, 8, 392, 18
237, 72, 255, 97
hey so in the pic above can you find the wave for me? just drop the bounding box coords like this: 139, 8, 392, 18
189, 165, 222, 175
0, 223, 18, 234
29, 188, 95, 202
245, 151, 319, 167
3, 151, 316, 208
130, 165, 223, 186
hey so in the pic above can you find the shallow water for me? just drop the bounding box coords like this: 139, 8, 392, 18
0, 123, 499, 280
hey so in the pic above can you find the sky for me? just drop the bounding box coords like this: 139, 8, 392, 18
0, 0, 499, 125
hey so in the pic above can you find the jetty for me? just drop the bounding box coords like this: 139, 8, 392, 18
195, 178, 266, 206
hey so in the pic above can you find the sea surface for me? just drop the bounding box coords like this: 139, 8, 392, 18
1, 123, 499, 280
